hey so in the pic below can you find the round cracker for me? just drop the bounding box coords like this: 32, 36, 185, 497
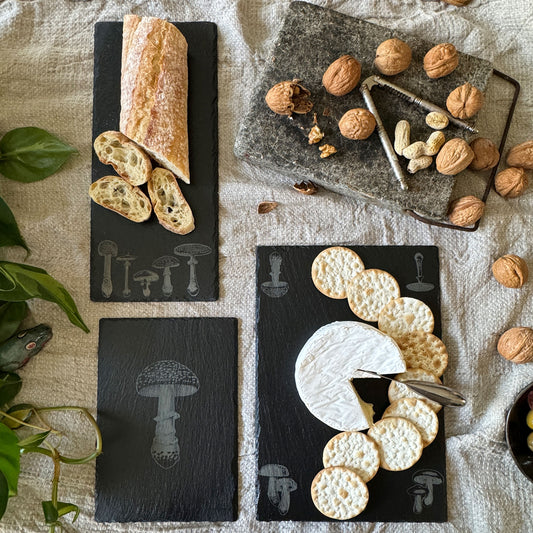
378, 297, 434, 336
347, 269, 400, 322
382, 398, 439, 447
322, 431, 380, 482
388, 368, 442, 412
367, 417, 423, 471
311, 247, 365, 299
311, 466, 369, 520
393, 331, 448, 377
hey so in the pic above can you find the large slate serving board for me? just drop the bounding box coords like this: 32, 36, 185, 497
95, 318, 238, 522
256, 245, 447, 522
235, 1, 493, 220
91, 22, 218, 302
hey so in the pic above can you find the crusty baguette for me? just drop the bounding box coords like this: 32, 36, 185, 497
147, 167, 194, 234
94, 131, 152, 186
120, 15, 190, 184
89, 175, 152, 222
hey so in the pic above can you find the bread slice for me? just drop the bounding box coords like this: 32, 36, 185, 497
89, 176, 152, 222
94, 131, 151, 186
147, 168, 194, 234
120, 15, 190, 184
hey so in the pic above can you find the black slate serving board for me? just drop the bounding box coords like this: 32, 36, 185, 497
91, 22, 219, 302
95, 318, 238, 522
256, 245, 447, 522
235, 1, 493, 220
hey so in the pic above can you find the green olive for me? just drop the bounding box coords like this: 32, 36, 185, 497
527, 410, 533, 430
528, 432, 533, 452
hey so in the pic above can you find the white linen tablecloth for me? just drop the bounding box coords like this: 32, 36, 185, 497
0, 0, 532, 531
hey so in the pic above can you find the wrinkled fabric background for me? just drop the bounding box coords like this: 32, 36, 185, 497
0, 0, 532, 531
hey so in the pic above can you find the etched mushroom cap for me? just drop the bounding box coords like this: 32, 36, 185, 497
413, 470, 443, 486
98, 240, 118, 256
259, 464, 289, 478
116, 254, 137, 263
136, 360, 199, 397
174, 244, 212, 257
133, 269, 159, 283
152, 256, 180, 269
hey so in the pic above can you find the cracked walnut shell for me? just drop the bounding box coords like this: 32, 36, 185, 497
494, 167, 528, 198
492, 254, 528, 289
436, 138, 474, 175
506, 140, 533, 170
265, 80, 313, 116
322, 55, 361, 96
374, 38, 412, 76
469, 138, 500, 171
442, 0, 472, 5
497, 327, 533, 364
447, 195, 484, 227
446, 83, 484, 119
339, 108, 376, 140
424, 43, 459, 79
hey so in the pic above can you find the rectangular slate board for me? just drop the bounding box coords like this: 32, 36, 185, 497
91, 22, 219, 302
256, 245, 447, 522
235, 1, 493, 220
95, 318, 238, 522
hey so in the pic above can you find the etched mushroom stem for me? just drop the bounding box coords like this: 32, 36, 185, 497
142, 279, 151, 297
102, 253, 113, 298
413, 492, 424, 513
152, 384, 180, 466
269, 253, 282, 285
161, 267, 173, 297
187, 256, 200, 296
122, 261, 132, 298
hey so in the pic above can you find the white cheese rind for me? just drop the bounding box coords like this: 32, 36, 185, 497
295, 321, 406, 431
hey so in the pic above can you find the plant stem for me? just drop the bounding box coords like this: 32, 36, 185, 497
0, 408, 59, 434
45, 443, 60, 533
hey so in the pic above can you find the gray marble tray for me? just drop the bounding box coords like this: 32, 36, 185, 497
234, 1, 493, 220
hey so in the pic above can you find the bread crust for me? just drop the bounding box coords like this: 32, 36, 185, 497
120, 15, 190, 184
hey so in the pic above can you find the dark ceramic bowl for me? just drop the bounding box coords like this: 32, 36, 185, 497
505, 382, 533, 483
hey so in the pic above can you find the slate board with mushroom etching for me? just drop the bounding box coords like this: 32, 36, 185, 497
90, 22, 218, 302
256, 245, 447, 522
95, 318, 238, 522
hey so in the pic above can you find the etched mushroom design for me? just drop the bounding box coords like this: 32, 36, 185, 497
116, 254, 136, 298
261, 251, 289, 298
408, 469, 444, 513
173, 244, 212, 297
133, 270, 159, 298
136, 360, 199, 469
408, 485, 428, 514
152, 256, 180, 298
98, 240, 118, 298
259, 464, 297, 515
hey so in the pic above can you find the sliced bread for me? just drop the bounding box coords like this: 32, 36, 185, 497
147, 167, 195, 234
94, 130, 152, 186
89, 175, 152, 222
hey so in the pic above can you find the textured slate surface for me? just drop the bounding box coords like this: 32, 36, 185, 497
256, 245, 447, 522
235, 1, 493, 220
95, 318, 238, 523
91, 22, 219, 302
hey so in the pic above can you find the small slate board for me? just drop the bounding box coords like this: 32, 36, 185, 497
235, 1, 493, 220
256, 245, 447, 522
91, 22, 219, 302
95, 318, 238, 523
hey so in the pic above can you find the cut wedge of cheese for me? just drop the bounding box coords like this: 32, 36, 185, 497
295, 321, 406, 431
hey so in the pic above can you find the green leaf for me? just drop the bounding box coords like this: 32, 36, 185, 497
2, 403, 34, 429
0, 127, 77, 183
0, 373, 21, 407
56, 501, 79, 522
0, 301, 28, 344
0, 196, 29, 253
42, 500, 58, 524
17, 430, 50, 450
0, 423, 20, 496
0, 470, 8, 519
0, 262, 89, 333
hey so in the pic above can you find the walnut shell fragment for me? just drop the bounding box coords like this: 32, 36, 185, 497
293, 181, 319, 195
494, 167, 528, 198
506, 140, 533, 170
258, 201, 278, 214
423, 43, 459, 79
339, 109, 376, 140
447, 195, 484, 227
469, 138, 500, 171
446, 83, 484, 119
436, 138, 474, 175
442, 0, 472, 5
322, 55, 361, 96
374, 38, 412, 76
265, 80, 313, 116
492, 254, 528, 289
497, 327, 533, 364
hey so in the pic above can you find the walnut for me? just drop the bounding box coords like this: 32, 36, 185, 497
257, 201, 278, 214
446, 83, 484, 119
469, 138, 500, 171
338, 108, 376, 140
423, 43, 459, 79
374, 38, 412, 76
442, 0, 471, 5
426, 112, 449, 130
506, 140, 533, 170
293, 181, 318, 195
322, 55, 361, 96
319, 144, 337, 158
492, 254, 528, 288
308, 125, 324, 144
265, 80, 313, 116
447, 195, 484, 226
497, 327, 533, 364
494, 167, 528, 198
436, 138, 474, 175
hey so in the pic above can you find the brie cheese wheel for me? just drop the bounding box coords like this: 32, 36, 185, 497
295, 321, 406, 431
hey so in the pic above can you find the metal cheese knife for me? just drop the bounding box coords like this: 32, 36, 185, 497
355, 369, 467, 407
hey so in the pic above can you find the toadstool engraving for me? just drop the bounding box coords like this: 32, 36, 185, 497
259, 464, 297, 515
174, 243, 212, 297
261, 252, 289, 298
136, 360, 199, 469
116, 253, 136, 298
98, 240, 118, 298
152, 256, 180, 297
